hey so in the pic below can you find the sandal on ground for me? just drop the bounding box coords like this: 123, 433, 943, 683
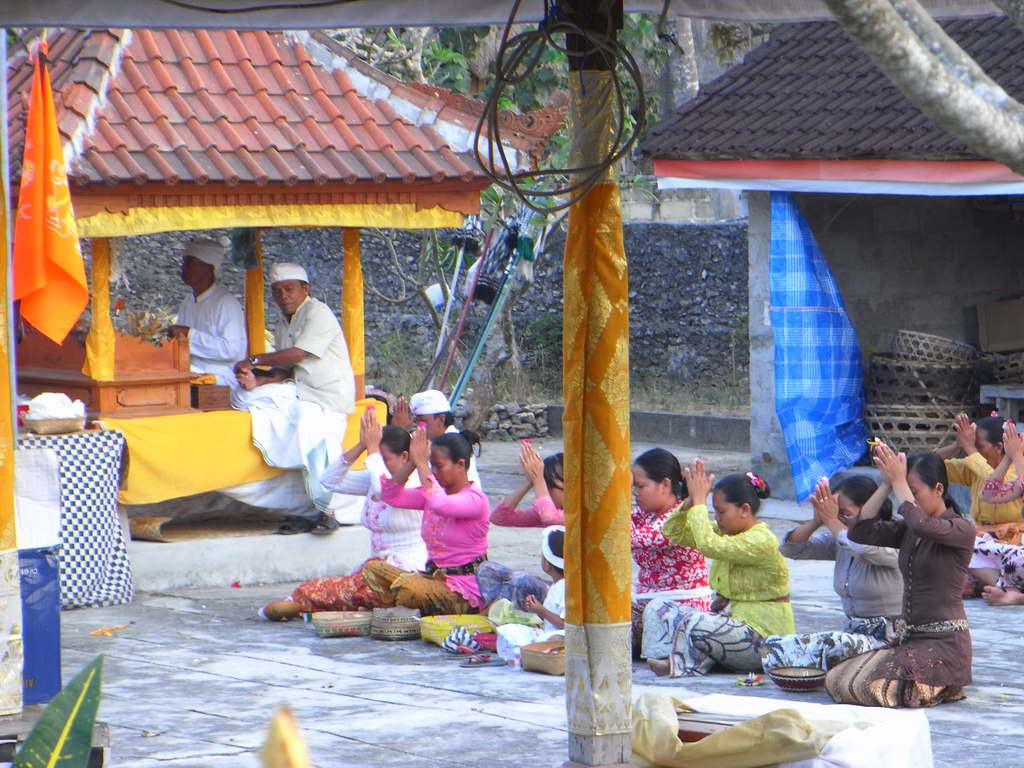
309, 512, 341, 536
460, 654, 507, 668
277, 516, 315, 535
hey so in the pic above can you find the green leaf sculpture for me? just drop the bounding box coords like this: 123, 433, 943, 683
14, 655, 103, 768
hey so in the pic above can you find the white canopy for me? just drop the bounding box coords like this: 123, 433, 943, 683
0, 0, 998, 28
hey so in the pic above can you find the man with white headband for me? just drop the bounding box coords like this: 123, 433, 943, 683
167, 236, 246, 387
229, 261, 355, 535
232, 261, 354, 414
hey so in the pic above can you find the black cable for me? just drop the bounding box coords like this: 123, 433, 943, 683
153, 0, 359, 14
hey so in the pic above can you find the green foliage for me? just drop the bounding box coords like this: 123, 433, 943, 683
422, 40, 471, 93
15, 656, 103, 768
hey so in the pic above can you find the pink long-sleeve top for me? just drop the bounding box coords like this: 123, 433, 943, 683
490, 495, 564, 527
380, 476, 490, 608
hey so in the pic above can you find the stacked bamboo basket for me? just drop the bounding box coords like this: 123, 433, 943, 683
864, 330, 980, 453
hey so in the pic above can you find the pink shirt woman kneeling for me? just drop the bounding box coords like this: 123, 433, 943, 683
491, 442, 565, 527
366, 426, 491, 615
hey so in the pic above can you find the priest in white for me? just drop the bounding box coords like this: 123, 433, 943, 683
168, 237, 247, 387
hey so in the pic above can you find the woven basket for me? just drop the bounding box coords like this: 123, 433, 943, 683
23, 417, 86, 435
993, 352, 1024, 384
521, 639, 566, 676
370, 607, 421, 641
889, 329, 979, 365
312, 611, 372, 638
867, 356, 976, 405
864, 404, 963, 453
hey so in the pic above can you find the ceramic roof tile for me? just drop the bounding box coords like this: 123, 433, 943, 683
8, 28, 558, 189
642, 16, 1024, 161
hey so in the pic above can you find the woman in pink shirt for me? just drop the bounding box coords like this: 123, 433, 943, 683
491, 443, 565, 527
363, 426, 490, 615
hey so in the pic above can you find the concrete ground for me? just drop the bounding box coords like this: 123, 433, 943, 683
57, 439, 1020, 767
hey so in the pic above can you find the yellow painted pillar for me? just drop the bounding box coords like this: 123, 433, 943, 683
562, 6, 632, 765
82, 237, 116, 380
246, 230, 266, 356
341, 228, 365, 397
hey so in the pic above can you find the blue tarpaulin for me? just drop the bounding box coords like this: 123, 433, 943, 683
770, 192, 867, 500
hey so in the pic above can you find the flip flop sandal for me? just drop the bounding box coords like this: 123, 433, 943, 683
277, 516, 314, 535
309, 513, 341, 536
460, 654, 507, 668
442, 646, 478, 658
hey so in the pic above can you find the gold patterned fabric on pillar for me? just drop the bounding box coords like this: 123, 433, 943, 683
82, 237, 116, 380
0, 144, 16, 554
246, 231, 266, 357
341, 228, 365, 395
562, 68, 633, 743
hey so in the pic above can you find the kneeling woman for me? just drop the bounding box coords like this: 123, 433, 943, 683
646, 460, 795, 676
365, 427, 490, 615
825, 446, 974, 708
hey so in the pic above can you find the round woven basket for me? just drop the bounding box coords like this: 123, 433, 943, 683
889, 329, 979, 365
864, 404, 963, 453
993, 352, 1024, 384
867, 356, 976, 405
370, 607, 422, 641
312, 611, 372, 638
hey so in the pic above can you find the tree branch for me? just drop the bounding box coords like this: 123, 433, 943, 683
824, 0, 1024, 175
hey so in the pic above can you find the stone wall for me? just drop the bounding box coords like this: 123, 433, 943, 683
98, 218, 749, 401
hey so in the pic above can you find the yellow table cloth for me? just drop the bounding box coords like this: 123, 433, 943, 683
103, 399, 382, 505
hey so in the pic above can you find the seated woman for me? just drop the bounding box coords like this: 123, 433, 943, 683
630, 448, 711, 655
364, 427, 490, 616
762, 476, 902, 672
826, 446, 973, 709
491, 442, 564, 527
646, 459, 794, 677
938, 412, 1021, 528
261, 408, 422, 620
973, 423, 1024, 604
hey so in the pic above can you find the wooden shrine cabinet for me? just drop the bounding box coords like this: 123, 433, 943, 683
16, 325, 196, 418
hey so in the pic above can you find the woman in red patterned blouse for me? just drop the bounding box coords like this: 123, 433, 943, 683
630, 448, 712, 655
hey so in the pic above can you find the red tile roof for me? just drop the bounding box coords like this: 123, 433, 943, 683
641, 16, 1024, 162
6, 28, 554, 191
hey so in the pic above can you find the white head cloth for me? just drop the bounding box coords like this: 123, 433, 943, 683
542, 525, 565, 570
185, 237, 226, 270
269, 262, 309, 284
409, 389, 452, 416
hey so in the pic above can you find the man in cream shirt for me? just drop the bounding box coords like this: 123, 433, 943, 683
168, 237, 246, 387
232, 262, 354, 415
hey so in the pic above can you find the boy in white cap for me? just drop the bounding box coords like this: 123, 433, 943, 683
395, 389, 481, 488
168, 236, 246, 387
232, 261, 354, 415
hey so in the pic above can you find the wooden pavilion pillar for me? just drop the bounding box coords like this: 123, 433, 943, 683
246, 229, 266, 356
82, 237, 115, 380
341, 227, 365, 397
561, 1, 632, 765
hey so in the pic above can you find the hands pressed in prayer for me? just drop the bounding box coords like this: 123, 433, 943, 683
361, 406, 382, 454
954, 412, 977, 455
683, 457, 715, 507
872, 442, 908, 487
520, 443, 544, 484
1004, 422, 1024, 460
393, 397, 413, 430
810, 477, 843, 533
409, 426, 430, 471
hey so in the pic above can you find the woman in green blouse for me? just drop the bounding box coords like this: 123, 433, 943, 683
646, 458, 795, 677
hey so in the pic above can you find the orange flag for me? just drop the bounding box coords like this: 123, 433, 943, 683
13, 41, 87, 344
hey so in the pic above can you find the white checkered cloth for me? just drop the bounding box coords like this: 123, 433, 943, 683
17, 431, 133, 608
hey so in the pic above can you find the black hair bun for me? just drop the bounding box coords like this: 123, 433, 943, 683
755, 479, 771, 500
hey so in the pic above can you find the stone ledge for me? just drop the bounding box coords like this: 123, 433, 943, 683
545, 405, 749, 452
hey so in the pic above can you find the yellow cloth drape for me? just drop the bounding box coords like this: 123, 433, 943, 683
105, 399, 383, 505
77, 203, 463, 238
341, 228, 365, 394
246, 230, 266, 357
562, 68, 633, 746
631, 694, 836, 768
0, 126, 16, 553
82, 237, 116, 380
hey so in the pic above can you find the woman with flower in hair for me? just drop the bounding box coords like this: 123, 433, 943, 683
645, 460, 795, 677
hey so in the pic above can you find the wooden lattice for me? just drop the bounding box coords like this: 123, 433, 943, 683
889, 329, 979, 365
867, 355, 976, 405
864, 404, 962, 453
